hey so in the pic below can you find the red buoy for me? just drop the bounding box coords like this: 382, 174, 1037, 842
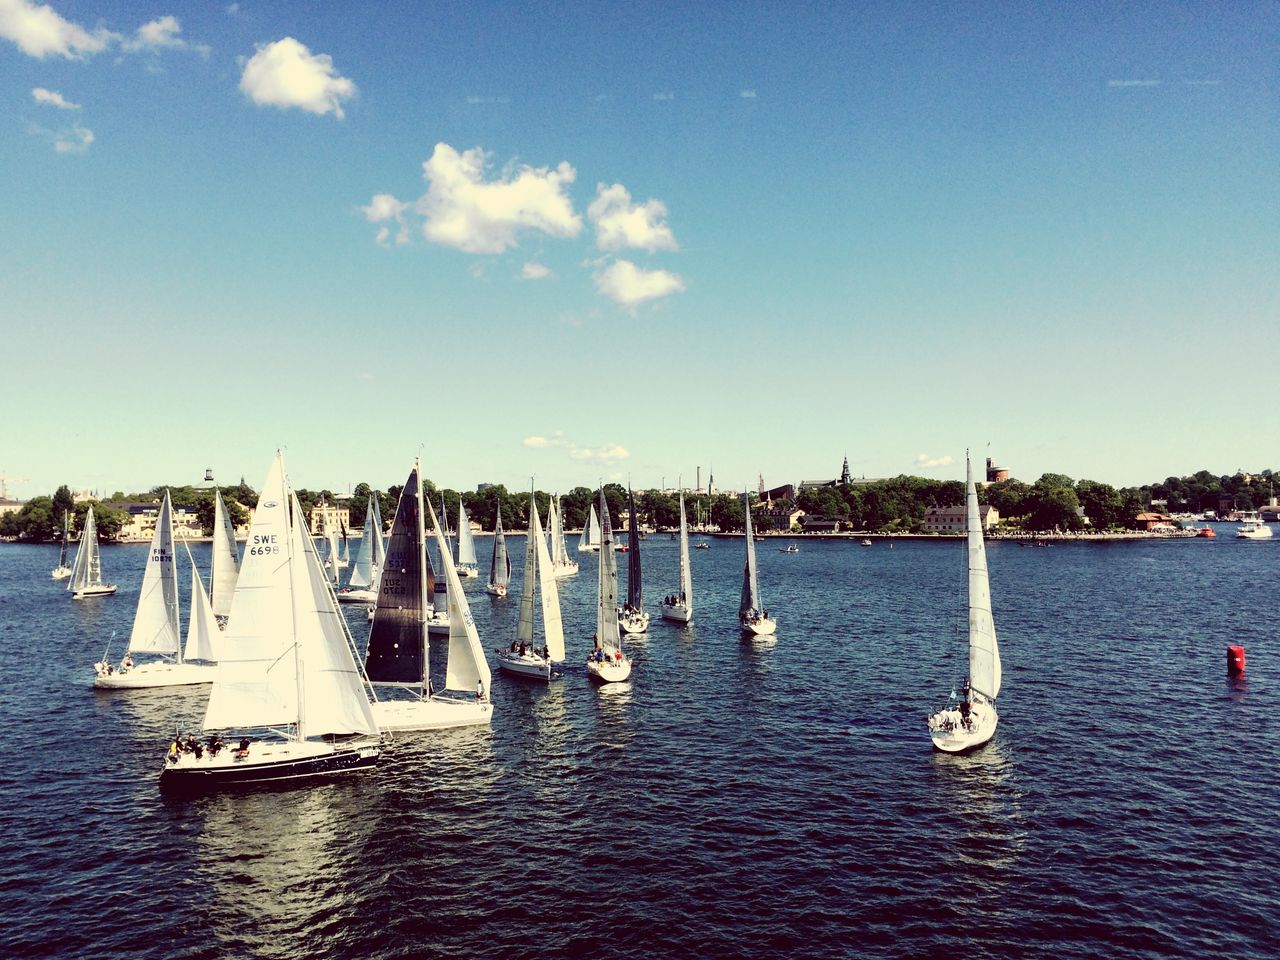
1227, 644, 1246, 677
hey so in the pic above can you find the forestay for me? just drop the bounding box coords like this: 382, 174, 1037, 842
128, 491, 180, 656
966, 458, 1001, 701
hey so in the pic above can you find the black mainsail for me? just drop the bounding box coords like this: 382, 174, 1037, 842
626, 486, 643, 611
366, 464, 426, 685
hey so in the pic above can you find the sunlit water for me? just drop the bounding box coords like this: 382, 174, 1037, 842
1, 534, 1276, 958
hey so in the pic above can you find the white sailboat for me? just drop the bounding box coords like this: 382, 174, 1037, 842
498, 492, 565, 680
577, 502, 602, 552
210, 489, 240, 621
486, 506, 511, 597
660, 493, 693, 624
160, 453, 381, 790
322, 503, 343, 581
94, 490, 218, 688
619, 486, 649, 634
455, 496, 480, 578
739, 493, 776, 636
337, 494, 386, 604
68, 506, 118, 599
928, 454, 1002, 753
51, 510, 72, 580
587, 488, 632, 683
548, 495, 579, 578
365, 460, 493, 731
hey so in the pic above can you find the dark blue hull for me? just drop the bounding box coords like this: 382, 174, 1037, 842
159, 744, 378, 793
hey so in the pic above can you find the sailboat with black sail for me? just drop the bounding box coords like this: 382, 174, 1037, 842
660, 493, 694, 624
587, 488, 632, 683
94, 490, 218, 688
739, 493, 776, 636
619, 486, 649, 634
159, 452, 380, 789
927, 453, 1002, 752
68, 506, 117, 599
364, 459, 492, 731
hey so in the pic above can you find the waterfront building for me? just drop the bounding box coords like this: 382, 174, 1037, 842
309, 502, 350, 535
985, 457, 1010, 484
923, 503, 999, 533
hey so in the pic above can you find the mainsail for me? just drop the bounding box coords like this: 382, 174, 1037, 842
366, 465, 427, 685
535, 505, 565, 662
427, 499, 492, 696
57, 511, 69, 568
548, 496, 566, 567
596, 490, 621, 651
739, 493, 762, 621
67, 507, 93, 592
678, 493, 692, 610
348, 494, 380, 590
456, 498, 478, 567
626, 487, 643, 610
490, 508, 511, 589
128, 490, 180, 656
183, 547, 219, 662
966, 457, 1001, 701
211, 489, 240, 618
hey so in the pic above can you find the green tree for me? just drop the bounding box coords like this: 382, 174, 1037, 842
52, 485, 75, 530
1075, 480, 1125, 530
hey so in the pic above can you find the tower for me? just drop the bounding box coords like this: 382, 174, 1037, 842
839, 455, 851, 486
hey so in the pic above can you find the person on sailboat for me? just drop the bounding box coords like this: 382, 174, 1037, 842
119, 654, 133, 673
476, 680, 486, 703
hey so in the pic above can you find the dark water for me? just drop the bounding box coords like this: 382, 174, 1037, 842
2, 534, 1277, 958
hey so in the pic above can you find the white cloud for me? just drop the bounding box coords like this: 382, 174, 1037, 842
53, 123, 93, 153
123, 15, 208, 57
239, 37, 356, 118
1107, 79, 1160, 88
914, 453, 954, 469
594, 259, 685, 310
588, 183, 677, 253
225, 3, 240, 14
32, 86, 78, 109
0, 0, 116, 59
416, 143, 582, 253
522, 262, 551, 280
652, 91, 674, 101
740, 89, 757, 99
361, 193, 409, 246
523, 432, 629, 465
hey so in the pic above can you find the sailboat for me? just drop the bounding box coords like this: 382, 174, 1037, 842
739, 493, 776, 636
68, 506, 117, 599
321, 503, 343, 581
927, 454, 1002, 753
660, 493, 693, 624
548, 495, 580, 578
364, 459, 493, 731
339, 521, 351, 568
454, 496, 480, 577
210, 489, 240, 622
587, 488, 633, 683
160, 453, 381, 790
337, 494, 386, 604
497, 491, 565, 679
486, 506, 511, 597
577, 502, 602, 552
51, 510, 72, 580
94, 490, 218, 688
619, 486, 649, 634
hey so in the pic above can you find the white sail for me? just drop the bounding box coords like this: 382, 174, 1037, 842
324, 509, 341, 583
183, 550, 220, 662
456, 498, 478, 566
371, 496, 387, 581
966, 458, 1001, 701
548, 497, 565, 567
128, 491, 181, 656
678, 493, 693, 612
589, 504, 602, 547
211, 489, 240, 618
67, 507, 91, 591
202, 455, 298, 732
534, 504, 565, 662
516, 499, 539, 646
739, 493, 763, 620
290, 493, 380, 738
596, 491, 621, 650
489, 509, 511, 589
348, 496, 378, 589
427, 499, 492, 696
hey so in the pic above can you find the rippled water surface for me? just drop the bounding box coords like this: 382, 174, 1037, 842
2, 534, 1277, 958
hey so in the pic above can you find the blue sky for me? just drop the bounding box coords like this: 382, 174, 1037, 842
2, 1, 1276, 499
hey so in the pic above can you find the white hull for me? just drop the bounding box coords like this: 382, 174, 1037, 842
1236, 524, 1273, 539
336, 588, 378, 604
94, 660, 217, 689
577, 545, 600, 553
586, 656, 632, 683
486, 583, 508, 597
660, 602, 692, 623
51, 566, 72, 580
929, 701, 998, 753
456, 565, 480, 578
619, 610, 650, 635
426, 611, 451, 636
740, 616, 777, 636
73, 584, 118, 599
372, 695, 492, 731
553, 561, 579, 578
497, 650, 554, 680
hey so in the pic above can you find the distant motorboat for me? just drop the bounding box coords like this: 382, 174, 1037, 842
1236, 520, 1273, 540
693, 541, 710, 550
861, 539, 872, 547
780, 543, 799, 553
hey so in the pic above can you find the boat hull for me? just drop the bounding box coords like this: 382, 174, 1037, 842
486, 583, 508, 597
553, 562, 579, 578
586, 657, 632, 683
456, 565, 480, 578
51, 566, 72, 580
159, 740, 379, 791
741, 617, 777, 636
371, 696, 492, 731
94, 661, 216, 689
497, 651, 554, 680
619, 611, 650, 635
929, 702, 998, 753
426, 613, 450, 636
660, 603, 691, 623
73, 584, 118, 599
336, 588, 378, 604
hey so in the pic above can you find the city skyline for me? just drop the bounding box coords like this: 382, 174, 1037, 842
2, 2, 1275, 498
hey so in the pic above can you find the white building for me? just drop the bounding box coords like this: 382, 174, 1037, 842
923, 503, 999, 533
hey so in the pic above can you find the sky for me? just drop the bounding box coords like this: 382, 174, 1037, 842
1, 1, 1276, 500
